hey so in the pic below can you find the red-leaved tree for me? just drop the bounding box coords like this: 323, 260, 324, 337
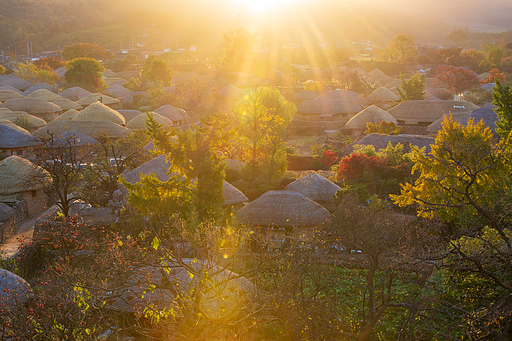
484, 68, 506, 84
435, 65, 481, 98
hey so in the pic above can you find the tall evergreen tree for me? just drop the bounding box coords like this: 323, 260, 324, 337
493, 80, 512, 138
396, 72, 425, 101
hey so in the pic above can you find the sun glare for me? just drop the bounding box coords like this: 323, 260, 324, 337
234, 0, 295, 11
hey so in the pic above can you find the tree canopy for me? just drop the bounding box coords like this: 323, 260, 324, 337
396, 72, 425, 101
61, 43, 114, 61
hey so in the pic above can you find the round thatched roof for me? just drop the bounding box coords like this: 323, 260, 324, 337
384, 79, 401, 94
55, 109, 80, 121
23, 83, 57, 95
102, 69, 117, 78
76, 93, 121, 107
51, 98, 82, 111
350, 67, 366, 76
285, 172, 341, 202
343, 133, 435, 156
0, 119, 31, 135
25, 89, 64, 101
0, 156, 49, 195
387, 100, 479, 125
367, 69, 388, 81
0, 125, 41, 148
366, 87, 399, 103
237, 190, 330, 227
0, 202, 14, 222
345, 105, 397, 130
0, 90, 24, 102
153, 105, 189, 123
317, 89, 362, 102
73, 102, 125, 126
0, 75, 31, 91
32, 120, 132, 139
59, 87, 91, 101
477, 72, 490, 81
118, 110, 143, 123
126, 112, 173, 130
297, 99, 364, 116
115, 70, 139, 80
427, 108, 498, 135
0, 84, 23, 94
218, 84, 244, 98
54, 67, 66, 78
0, 268, 32, 310
51, 130, 98, 148
0, 111, 47, 130
104, 85, 134, 102
122, 155, 172, 184
424, 88, 452, 99
294, 89, 317, 101
376, 77, 393, 86
0, 98, 62, 115
223, 181, 248, 206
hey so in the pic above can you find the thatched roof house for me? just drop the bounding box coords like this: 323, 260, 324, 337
0, 119, 31, 135
424, 87, 452, 99
387, 100, 478, 125
76, 93, 121, 108
0, 98, 62, 120
55, 109, 80, 121
73, 102, 126, 126
343, 133, 435, 156
350, 67, 366, 76
285, 172, 341, 202
218, 84, 244, 98
223, 181, 248, 207
0, 111, 47, 132
345, 105, 397, 131
23, 83, 57, 95
0, 75, 31, 91
0, 269, 32, 310
52, 98, 82, 111
237, 190, 330, 227
0, 156, 50, 214
122, 155, 172, 184
0, 90, 24, 102
104, 85, 134, 103
32, 120, 132, 140
367, 69, 388, 81
118, 110, 143, 123
365, 87, 399, 105
0, 125, 41, 149
294, 89, 317, 101
126, 112, 173, 130
0, 202, 15, 242
153, 105, 189, 125
25, 89, 63, 102
50, 130, 98, 148
59, 87, 91, 101
317, 89, 362, 102
427, 108, 498, 136
297, 99, 364, 117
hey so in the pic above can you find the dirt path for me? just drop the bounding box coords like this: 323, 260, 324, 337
0, 210, 49, 259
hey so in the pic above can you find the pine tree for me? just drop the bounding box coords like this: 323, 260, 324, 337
396, 72, 425, 101
493, 80, 512, 138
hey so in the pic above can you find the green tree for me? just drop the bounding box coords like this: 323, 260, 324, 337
479, 43, 503, 71
493, 80, 512, 138
61, 43, 114, 61
222, 27, 256, 72
231, 87, 296, 185
14, 62, 58, 85
141, 55, 173, 86
64, 57, 104, 92
445, 28, 468, 46
396, 72, 425, 100
382, 34, 418, 65
364, 121, 402, 135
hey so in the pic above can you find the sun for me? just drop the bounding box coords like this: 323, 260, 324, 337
233, 0, 296, 11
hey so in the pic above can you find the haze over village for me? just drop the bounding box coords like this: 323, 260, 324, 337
1, 0, 512, 340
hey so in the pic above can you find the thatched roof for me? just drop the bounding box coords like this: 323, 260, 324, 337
317, 89, 362, 102
55, 109, 80, 121
427, 108, 498, 135
126, 112, 172, 130
76, 93, 121, 107
102, 69, 117, 78
366, 87, 399, 103
122, 155, 172, 184
23, 83, 57, 95
350, 67, 366, 76
0, 119, 30, 135
367, 69, 388, 81
345, 105, 397, 130
32, 120, 132, 139
0, 84, 23, 94
59, 87, 91, 101
384, 79, 401, 94
153, 105, 189, 123
237, 190, 330, 227
0, 156, 49, 195
0, 111, 47, 130
294, 89, 317, 101
0, 202, 14, 222
51, 98, 82, 111
0, 75, 31, 91
53, 67, 66, 78
25, 89, 63, 101
115, 70, 139, 80
387, 100, 479, 125
0, 268, 32, 309
297, 99, 364, 116
218, 84, 244, 97
0, 90, 24, 102
343, 133, 435, 156
425, 88, 452, 99
285, 172, 341, 202
104, 85, 134, 102
51, 131, 98, 148
118, 110, 143, 123
0, 98, 62, 115
73, 102, 125, 126
223, 182, 248, 206
477, 72, 490, 81
375, 77, 393, 86
0, 125, 41, 148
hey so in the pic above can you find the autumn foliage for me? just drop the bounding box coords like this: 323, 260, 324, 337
484, 68, 506, 84
435, 65, 481, 97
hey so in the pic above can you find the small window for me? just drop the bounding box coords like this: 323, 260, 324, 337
31, 190, 37, 198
